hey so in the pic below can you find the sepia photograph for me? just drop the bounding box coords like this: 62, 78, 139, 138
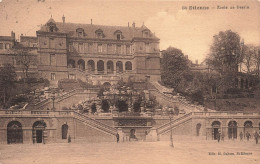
0, 0, 259, 163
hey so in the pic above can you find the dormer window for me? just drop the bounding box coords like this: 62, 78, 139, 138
47, 22, 57, 32
76, 28, 85, 38
95, 29, 104, 39
114, 30, 122, 40
49, 26, 54, 32
142, 29, 150, 38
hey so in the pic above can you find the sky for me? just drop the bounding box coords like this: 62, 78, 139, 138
0, 0, 259, 63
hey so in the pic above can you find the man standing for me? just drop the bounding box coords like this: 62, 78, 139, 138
239, 132, 243, 141
246, 131, 251, 141
216, 131, 220, 143
116, 133, 119, 143
254, 131, 259, 144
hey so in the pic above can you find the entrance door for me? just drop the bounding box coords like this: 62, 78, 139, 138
213, 128, 219, 140
7, 121, 23, 144
36, 130, 43, 143
62, 124, 69, 139
228, 121, 237, 139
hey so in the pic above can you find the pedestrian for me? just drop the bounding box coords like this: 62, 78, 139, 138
68, 135, 71, 143
216, 131, 220, 143
246, 131, 251, 141
240, 132, 243, 141
116, 133, 119, 143
254, 131, 259, 144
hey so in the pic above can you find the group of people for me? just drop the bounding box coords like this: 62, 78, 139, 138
216, 131, 259, 144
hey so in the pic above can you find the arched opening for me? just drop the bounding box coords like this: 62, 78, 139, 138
125, 61, 132, 71
116, 99, 128, 112
62, 124, 69, 139
228, 121, 237, 139
212, 121, 221, 140
97, 60, 104, 74
77, 59, 85, 71
103, 82, 111, 91
130, 129, 136, 139
7, 121, 23, 144
107, 61, 114, 74
244, 121, 253, 137
87, 60, 95, 73
116, 61, 123, 73
32, 121, 46, 144
196, 123, 201, 136
68, 59, 76, 68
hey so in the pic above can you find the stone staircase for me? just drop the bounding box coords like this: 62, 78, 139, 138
73, 111, 117, 136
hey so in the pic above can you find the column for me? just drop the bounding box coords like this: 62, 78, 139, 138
94, 60, 98, 74
104, 60, 107, 74
113, 60, 117, 75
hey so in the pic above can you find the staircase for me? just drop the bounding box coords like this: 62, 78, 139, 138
73, 111, 117, 136
156, 112, 193, 135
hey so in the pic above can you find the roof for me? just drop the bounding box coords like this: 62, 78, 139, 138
0, 36, 15, 41
38, 18, 159, 40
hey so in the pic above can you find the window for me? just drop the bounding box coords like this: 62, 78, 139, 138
51, 73, 56, 80
145, 43, 149, 53
97, 32, 102, 39
126, 45, 130, 55
50, 54, 56, 66
144, 31, 149, 38
49, 26, 54, 32
49, 38, 55, 49
5, 43, 10, 49
88, 43, 93, 52
0, 43, 3, 49
116, 45, 121, 54
79, 43, 84, 53
117, 34, 121, 40
78, 32, 83, 37
107, 44, 113, 53
98, 44, 102, 53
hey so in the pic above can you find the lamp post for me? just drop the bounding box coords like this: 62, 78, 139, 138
169, 114, 174, 147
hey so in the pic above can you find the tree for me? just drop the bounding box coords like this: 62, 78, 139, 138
206, 30, 243, 74
161, 47, 190, 89
91, 103, 97, 113
0, 64, 17, 106
14, 44, 38, 82
242, 45, 256, 74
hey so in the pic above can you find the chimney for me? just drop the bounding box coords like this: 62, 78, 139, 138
11, 31, 15, 39
62, 14, 65, 24
132, 22, 135, 28
91, 19, 92, 25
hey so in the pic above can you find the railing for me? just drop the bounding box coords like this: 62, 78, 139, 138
73, 111, 117, 136
156, 112, 193, 135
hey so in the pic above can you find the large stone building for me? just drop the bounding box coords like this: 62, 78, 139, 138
0, 17, 161, 86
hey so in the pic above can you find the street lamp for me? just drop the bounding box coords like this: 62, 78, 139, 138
51, 90, 56, 110
169, 113, 174, 148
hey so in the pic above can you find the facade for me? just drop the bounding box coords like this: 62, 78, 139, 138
0, 17, 161, 85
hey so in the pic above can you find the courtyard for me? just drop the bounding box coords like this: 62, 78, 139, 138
0, 137, 259, 164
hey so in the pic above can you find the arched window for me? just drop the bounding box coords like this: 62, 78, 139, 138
87, 60, 95, 73
196, 123, 201, 136
116, 61, 123, 73
7, 121, 23, 144
107, 61, 114, 74
68, 59, 76, 68
62, 124, 69, 139
228, 121, 237, 139
77, 59, 85, 71
125, 61, 132, 71
97, 60, 104, 74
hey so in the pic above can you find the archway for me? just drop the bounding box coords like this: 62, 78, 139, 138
7, 121, 23, 144
77, 59, 85, 71
87, 60, 95, 73
116, 61, 123, 73
228, 121, 237, 139
97, 60, 104, 74
196, 123, 201, 136
33, 121, 46, 143
68, 59, 76, 68
62, 124, 69, 139
107, 61, 114, 74
125, 61, 132, 71
211, 121, 221, 140
244, 121, 253, 137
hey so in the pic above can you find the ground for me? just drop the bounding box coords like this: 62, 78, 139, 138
0, 137, 259, 164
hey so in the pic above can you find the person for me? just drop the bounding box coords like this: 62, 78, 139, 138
116, 133, 119, 143
216, 131, 220, 143
254, 131, 259, 144
68, 135, 71, 143
240, 132, 243, 141
246, 131, 251, 141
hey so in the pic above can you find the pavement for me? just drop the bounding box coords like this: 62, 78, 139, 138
0, 138, 259, 164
